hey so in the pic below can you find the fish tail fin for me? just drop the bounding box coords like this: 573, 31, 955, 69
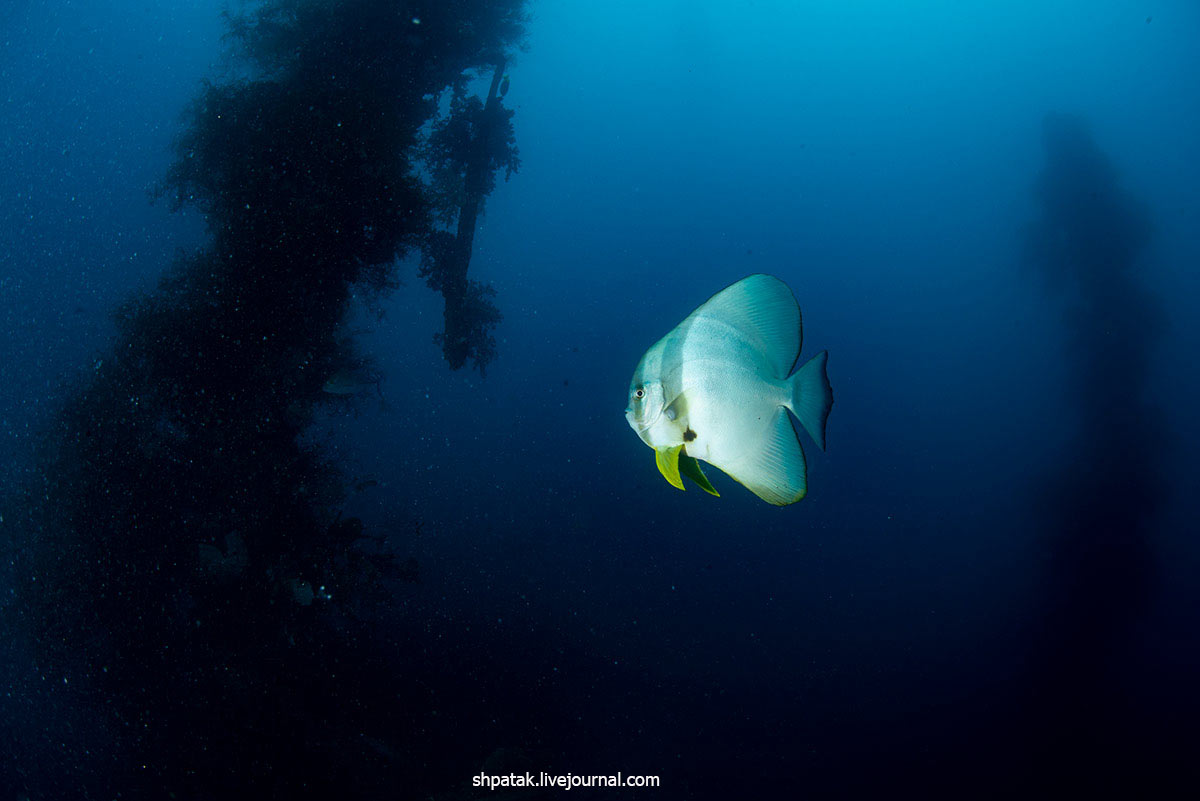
786, 350, 832, 451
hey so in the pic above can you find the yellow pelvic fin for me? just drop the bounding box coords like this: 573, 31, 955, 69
655, 445, 686, 491
679, 454, 720, 497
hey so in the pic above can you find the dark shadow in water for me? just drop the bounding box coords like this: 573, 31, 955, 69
3, 2, 526, 799
1021, 112, 1168, 791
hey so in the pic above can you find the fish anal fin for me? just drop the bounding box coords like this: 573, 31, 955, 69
717, 408, 808, 506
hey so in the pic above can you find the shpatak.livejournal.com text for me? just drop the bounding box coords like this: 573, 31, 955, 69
473, 771, 661, 791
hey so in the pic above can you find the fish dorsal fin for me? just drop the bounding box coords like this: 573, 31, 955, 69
716, 407, 808, 506
688, 274, 802, 379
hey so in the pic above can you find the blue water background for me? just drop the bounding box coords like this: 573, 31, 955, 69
2, 0, 1199, 795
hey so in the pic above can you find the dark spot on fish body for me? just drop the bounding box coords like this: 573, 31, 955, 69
684, 428, 696, 442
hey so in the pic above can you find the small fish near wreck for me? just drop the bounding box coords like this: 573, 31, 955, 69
625, 274, 833, 506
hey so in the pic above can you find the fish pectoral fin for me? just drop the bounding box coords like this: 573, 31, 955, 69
664, 392, 688, 423
679, 453, 720, 497
655, 445, 686, 491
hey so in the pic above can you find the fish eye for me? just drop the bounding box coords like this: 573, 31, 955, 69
634, 387, 645, 400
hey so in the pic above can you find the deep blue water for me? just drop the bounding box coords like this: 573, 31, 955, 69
2, 1, 1199, 798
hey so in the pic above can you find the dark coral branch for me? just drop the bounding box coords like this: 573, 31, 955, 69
419, 61, 519, 373
11, 2, 527, 797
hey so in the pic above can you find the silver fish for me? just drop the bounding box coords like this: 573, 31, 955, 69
625, 274, 832, 506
